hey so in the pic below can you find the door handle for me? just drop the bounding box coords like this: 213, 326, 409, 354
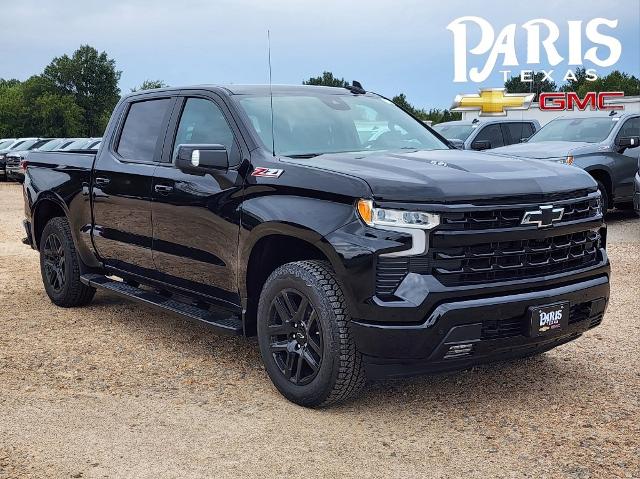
94, 177, 110, 186
154, 184, 174, 194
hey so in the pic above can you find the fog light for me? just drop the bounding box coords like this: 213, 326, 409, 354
444, 343, 474, 359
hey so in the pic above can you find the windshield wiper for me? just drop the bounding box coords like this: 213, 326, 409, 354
287, 153, 321, 159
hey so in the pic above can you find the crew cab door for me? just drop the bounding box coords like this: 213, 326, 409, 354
151, 93, 245, 306
610, 116, 640, 201
92, 95, 175, 275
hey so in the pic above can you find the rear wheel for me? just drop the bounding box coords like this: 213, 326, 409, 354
39, 217, 95, 307
257, 260, 365, 407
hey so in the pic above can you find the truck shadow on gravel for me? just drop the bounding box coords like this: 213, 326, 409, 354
88, 291, 605, 412
606, 209, 638, 224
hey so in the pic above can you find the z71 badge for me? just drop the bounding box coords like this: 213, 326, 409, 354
252, 167, 284, 178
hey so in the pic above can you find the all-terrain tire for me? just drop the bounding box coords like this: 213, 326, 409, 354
596, 180, 609, 213
257, 260, 366, 407
39, 217, 96, 307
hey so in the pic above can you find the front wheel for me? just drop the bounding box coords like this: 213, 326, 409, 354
596, 180, 609, 213
257, 260, 365, 407
39, 217, 96, 307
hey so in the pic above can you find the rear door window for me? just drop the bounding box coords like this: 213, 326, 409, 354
503, 122, 535, 145
117, 98, 172, 161
475, 124, 505, 148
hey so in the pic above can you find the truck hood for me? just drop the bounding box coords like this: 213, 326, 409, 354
282, 149, 596, 203
490, 141, 601, 160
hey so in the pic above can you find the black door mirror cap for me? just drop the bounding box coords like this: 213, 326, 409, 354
616, 136, 640, 151
176, 144, 229, 172
471, 140, 491, 151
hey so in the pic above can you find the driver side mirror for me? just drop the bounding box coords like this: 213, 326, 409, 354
615, 136, 640, 152
176, 144, 228, 173
471, 140, 491, 151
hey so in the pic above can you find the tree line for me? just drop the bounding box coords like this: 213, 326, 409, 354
0, 46, 166, 138
2, 45, 639, 138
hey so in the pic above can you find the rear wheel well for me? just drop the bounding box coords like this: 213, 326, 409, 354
244, 235, 329, 335
34, 200, 66, 248
588, 170, 612, 203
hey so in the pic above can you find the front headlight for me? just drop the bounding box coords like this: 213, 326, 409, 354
357, 199, 440, 230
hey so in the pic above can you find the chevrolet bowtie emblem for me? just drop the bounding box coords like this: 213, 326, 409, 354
451, 88, 535, 117
521, 205, 564, 228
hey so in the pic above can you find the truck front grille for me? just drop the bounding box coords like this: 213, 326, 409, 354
439, 196, 601, 230
374, 193, 603, 297
432, 230, 601, 286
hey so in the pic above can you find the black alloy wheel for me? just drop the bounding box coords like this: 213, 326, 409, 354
257, 261, 366, 407
42, 233, 66, 292
39, 217, 95, 307
267, 289, 323, 386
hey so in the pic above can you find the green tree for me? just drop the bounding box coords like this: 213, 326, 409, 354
303, 71, 349, 88
391, 93, 460, 124
560, 67, 590, 93
131, 79, 168, 92
0, 81, 26, 136
505, 72, 557, 101
392, 93, 423, 117
30, 93, 84, 137
573, 70, 640, 97
42, 45, 121, 136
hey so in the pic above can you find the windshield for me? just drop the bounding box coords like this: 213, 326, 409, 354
528, 117, 617, 143
236, 93, 448, 157
15, 139, 39, 150
7, 140, 26, 150
36, 139, 66, 151
432, 123, 475, 141
0, 140, 15, 149
60, 139, 90, 150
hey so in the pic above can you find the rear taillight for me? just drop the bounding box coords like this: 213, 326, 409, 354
20, 160, 28, 171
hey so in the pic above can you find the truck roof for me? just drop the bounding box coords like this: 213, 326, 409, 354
126, 84, 371, 99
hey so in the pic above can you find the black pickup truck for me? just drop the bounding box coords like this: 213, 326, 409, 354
22, 84, 610, 407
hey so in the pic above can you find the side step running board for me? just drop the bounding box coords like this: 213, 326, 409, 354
80, 274, 243, 335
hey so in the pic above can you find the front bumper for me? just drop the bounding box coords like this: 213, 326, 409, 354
6, 166, 24, 182
352, 275, 609, 379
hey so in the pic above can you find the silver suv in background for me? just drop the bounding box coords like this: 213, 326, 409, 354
492, 114, 640, 212
433, 119, 540, 150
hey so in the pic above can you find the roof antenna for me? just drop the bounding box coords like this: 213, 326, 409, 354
268, 30, 275, 157
609, 110, 617, 117
345, 80, 366, 94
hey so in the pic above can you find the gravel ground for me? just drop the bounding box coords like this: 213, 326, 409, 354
0, 182, 638, 479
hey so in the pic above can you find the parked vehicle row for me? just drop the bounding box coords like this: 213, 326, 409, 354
23, 84, 611, 407
492, 114, 640, 212
0, 137, 101, 182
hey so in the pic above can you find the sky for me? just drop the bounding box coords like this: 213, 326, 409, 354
1, 0, 638, 109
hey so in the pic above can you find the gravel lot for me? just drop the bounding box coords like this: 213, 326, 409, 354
0, 182, 638, 479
